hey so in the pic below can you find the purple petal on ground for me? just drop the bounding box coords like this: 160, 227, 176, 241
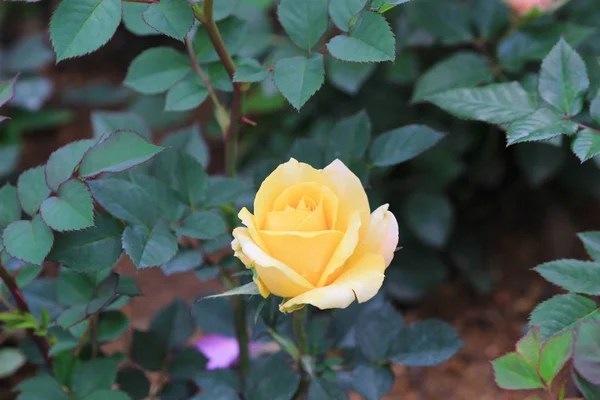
195, 334, 240, 370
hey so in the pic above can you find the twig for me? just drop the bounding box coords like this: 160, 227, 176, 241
0, 261, 52, 370
184, 33, 223, 112
576, 122, 600, 135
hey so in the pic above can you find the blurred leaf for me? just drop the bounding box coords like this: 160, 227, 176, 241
529, 293, 600, 341
79, 131, 163, 178
195, 17, 248, 63
162, 249, 204, 275
591, 93, 600, 124
515, 142, 565, 186
448, 234, 492, 294
17, 165, 51, 216
129, 94, 192, 129
143, 0, 193, 41
327, 12, 395, 62
131, 330, 167, 371
390, 320, 462, 366
385, 50, 419, 85
11, 77, 54, 111
4, 33, 54, 72
60, 83, 130, 107
150, 299, 194, 350
246, 356, 301, 400
46, 140, 95, 191
174, 212, 226, 240
123, 223, 178, 269
578, 231, 600, 261
308, 378, 347, 400
168, 348, 208, 380
277, 0, 328, 51
507, 108, 579, 145
346, 365, 393, 400
161, 125, 210, 168
214, 0, 239, 21
0, 77, 16, 109
412, 52, 493, 103
539, 39, 589, 116
202, 177, 250, 208
0, 145, 20, 178
15, 264, 43, 288
328, 0, 368, 31
274, 54, 325, 110
404, 0, 472, 45
82, 390, 131, 400
40, 180, 94, 232
131, 174, 186, 223
0, 184, 21, 229
16, 375, 68, 400
72, 358, 119, 398
539, 331, 573, 384
91, 111, 152, 140
427, 82, 537, 124
57, 268, 95, 305
49, 0, 121, 62
492, 353, 544, 389
117, 367, 151, 400
355, 301, 403, 361
3, 216, 53, 265
574, 323, 600, 385
166, 74, 209, 111
370, 125, 444, 167
233, 58, 269, 83
96, 311, 129, 342
534, 259, 600, 295
192, 386, 240, 400
193, 297, 235, 336
326, 58, 375, 96
124, 47, 190, 94
49, 212, 124, 272
325, 110, 371, 163
123, 3, 158, 36
88, 178, 157, 228
0, 348, 25, 378
403, 192, 453, 248
473, 0, 509, 39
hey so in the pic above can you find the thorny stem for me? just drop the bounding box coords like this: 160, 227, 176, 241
292, 308, 309, 357
0, 261, 52, 370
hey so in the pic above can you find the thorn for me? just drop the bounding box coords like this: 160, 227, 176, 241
266, 66, 274, 72
241, 116, 257, 126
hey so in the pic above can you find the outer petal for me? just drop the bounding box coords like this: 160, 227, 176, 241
254, 159, 333, 229
279, 253, 385, 313
232, 227, 314, 298
320, 159, 370, 237
359, 204, 399, 267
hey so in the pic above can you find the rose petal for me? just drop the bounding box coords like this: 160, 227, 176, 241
279, 253, 385, 312
360, 204, 399, 267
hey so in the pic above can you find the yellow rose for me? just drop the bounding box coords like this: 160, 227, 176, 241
231, 158, 399, 313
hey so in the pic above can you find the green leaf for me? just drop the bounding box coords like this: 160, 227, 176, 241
213, 0, 239, 21
473, 0, 509, 40
124, 47, 190, 94
82, 390, 131, 400
326, 58, 375, 96
403, 192, 453, 248
390, 320, 463, 366
17, 166, 52, 216
530, 293, 600, 341
153, 150, 209, 209
123, 223, 178, 269
161, 125, 209, 168
0, 184, 21, 229
192, 297, 234, 336
308, 378, 347, 400
535, 259, 600, 295
91, 111, 152, 140
325, 110, 371, 163
507, 108, 579, 145
591, 93, 600, 125
97, 311, 129, 342
79, 131, 163, 178
123, 3, 158, 36
195, 17, 248, 63
45, 140, 95, 191
327, 12, 395, 63
370, 125, 444, 167
173, 212, 227, 240
57, 268, 95, 305
356, 301, 404, 361
516, 328, 541, 366
247, 356, 301, 400
3, 216, 53, 265
572, 129, 600, 162
165, 74, 209, 111
404, 0, 472, 45
49, 0, 121, 62
277, 0, 328, 51
202, 282, 260, 300
578, 231, 600, 261
274, 54, 325, 110
150, 299, 194, 350
168, 348, 208, 380
40, 180, 94, 232
0, 348, 25, 378
5, 34, 54, 73
16, 375, 68, 400
202, 177, 249, 208
142, 0, 193, 41
89, 178, 158, 226
131, 330, 167, 371
574, 370, 600, 400
15, 264, 43, 288
49, 212, 124, 272
539, 38, 589, 116
412, 52, 493, 103
427, 82, 537, 124
233, 58, 269, 83
492, 352, 544, 389
162, 249, 203, 275
0, 77, 16, 110
117, 367, 150, 400
328, 0, 368, 32
347, 365, 393, 400
539, 331, 573, 384
574, 323, 600, 386
130, 174, 186, 223
72, 358, 119, 398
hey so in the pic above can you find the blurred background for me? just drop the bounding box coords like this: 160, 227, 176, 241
1, 0, 600, 398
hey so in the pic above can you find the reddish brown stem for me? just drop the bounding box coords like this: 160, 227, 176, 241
0, 262, 52, 370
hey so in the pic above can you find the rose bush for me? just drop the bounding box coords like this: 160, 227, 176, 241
232, 158, 399, 313
505, 0, 569, 14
